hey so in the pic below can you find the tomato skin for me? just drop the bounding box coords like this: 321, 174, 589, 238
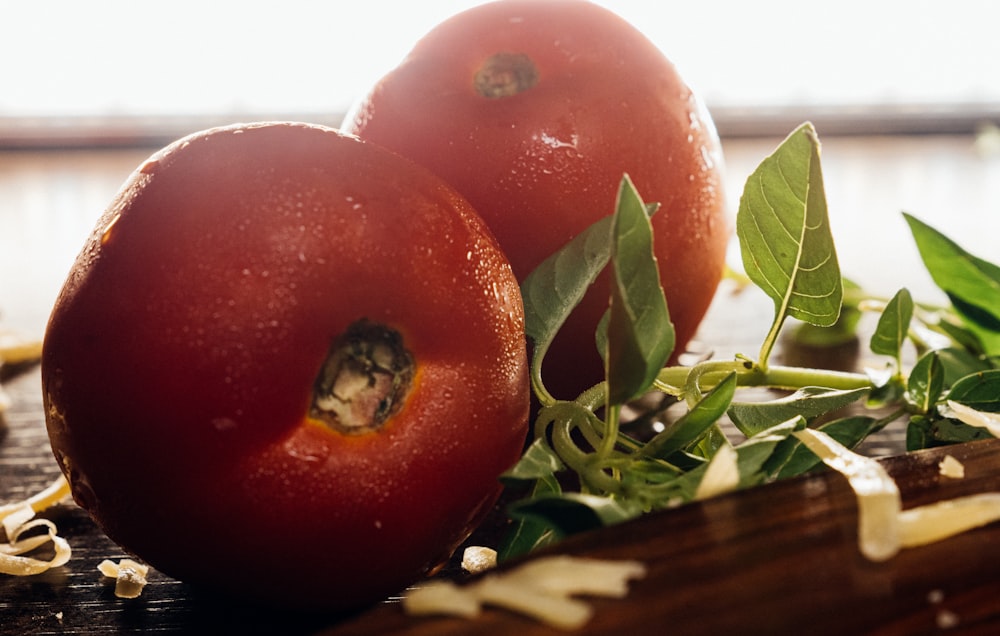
345, 0, 730, 399
41, 122, 529, 610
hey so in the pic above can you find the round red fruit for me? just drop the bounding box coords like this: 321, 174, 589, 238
345, 0, 730, 399
42, 121, 530, 610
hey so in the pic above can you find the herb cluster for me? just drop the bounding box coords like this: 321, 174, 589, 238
501, 123, 1000, 559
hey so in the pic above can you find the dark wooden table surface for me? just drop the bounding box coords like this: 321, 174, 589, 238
2, 133, 999, 634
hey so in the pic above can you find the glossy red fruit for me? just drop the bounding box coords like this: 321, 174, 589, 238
42, 122, 530, 610
345, 0, 730, 399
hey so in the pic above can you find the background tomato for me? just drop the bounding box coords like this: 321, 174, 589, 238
345, 0, 730, 399
41, 122, 530, 610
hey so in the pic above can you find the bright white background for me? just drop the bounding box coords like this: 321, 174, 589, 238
2, 0, 998, 119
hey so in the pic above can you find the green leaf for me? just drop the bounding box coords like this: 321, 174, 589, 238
506, 492, 644, 538
520, 214, 615, 402
767, 415, 880, 478
736, 122, 842, 366
911, 413, 996, 448
733, 417, 805, 485
605, 175, 674, 406
520, 191, 659, 402
906, 414, 935, 451
728, 386, 871, 437
904, 212, 1000, 355
933, 314, 988, 354
946, 369, 1000, 412
668, 418, 804, 503
906, 350, 945, 414
498, 475, 563, 561
501, 437, 565, 482
639, 372, 737, 459
934, 347, 995, 387
870, 288, 914, 364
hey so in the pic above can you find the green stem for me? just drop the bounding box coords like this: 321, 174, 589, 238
758, 313, 786, 373
530, 341, 557, 407
549, 419, 621, 494
597, 404, 622, 460
757, 365, 873, 391
657, 361, 872, 397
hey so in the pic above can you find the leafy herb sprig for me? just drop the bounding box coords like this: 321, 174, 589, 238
500, 122, 1000, 559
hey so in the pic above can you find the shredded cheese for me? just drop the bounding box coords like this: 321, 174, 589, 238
0, 476, 73, 576
796, 428, 1000, 562
461, 546, 497, 574
694, 443, 739, 500
403, 555, 646, 630
98, 558, 150, 598
938, 455, 965, 479
793, 428, 902, 561
899, 493, 1000, 548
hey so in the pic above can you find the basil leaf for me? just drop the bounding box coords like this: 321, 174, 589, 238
520, 187, 659, 402
506, 492, 644, 537
934, 347, 995, 387
728, 386, 871, 437
639, 372, 737, 459
734, 417, 804, 485
736, 122, 842, 366
910, 413, 995, 449
501, 437, 565, 482
520, 214, 614, 401
907, 350, 945, 414
767, 415, 879, 479
870, 288, 914, 364
498, 475, 563, 561
669, 417, 803, 502
946, 369, 1000, 412
904, 212, 1000, 354
605, 175, 674, 406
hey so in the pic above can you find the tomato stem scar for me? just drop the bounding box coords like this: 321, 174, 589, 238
474, 52, 539, 98
310, 319, 415, 434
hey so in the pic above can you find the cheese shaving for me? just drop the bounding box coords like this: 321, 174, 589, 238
0, 517, 72, 576
793, 428, 902, 561
403, 555, 646, 630
694, 443, 739, 500
98, 558, 150, 598
796, 429, 1000, 562
461, 546, 497, 574
0, 476, 73, 576
899, 493, 1000, 548
938, 455, 965, 479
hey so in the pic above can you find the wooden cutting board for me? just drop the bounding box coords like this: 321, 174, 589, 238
323, 438, 1000, 635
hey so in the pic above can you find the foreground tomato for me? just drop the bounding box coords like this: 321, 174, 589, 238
346, 0, 730, 399
41, 122, 530, 610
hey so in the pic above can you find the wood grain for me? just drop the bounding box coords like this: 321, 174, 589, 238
322, 439, 1000, 636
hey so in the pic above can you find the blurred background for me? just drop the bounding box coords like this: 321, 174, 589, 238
2, 0, 999, 140
1, 0, 999, 335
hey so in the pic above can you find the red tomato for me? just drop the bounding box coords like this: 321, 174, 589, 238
41, 122, 530, 610
345, 0, 730, 399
